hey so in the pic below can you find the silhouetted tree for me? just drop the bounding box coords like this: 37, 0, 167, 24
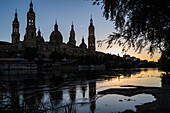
93, 0, 170, 55
159, 49, 170, 73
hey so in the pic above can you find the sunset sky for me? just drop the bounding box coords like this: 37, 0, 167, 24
0, 0, 161, 61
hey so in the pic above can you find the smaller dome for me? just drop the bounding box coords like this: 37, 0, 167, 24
36, 28, 44, 43
50, 30, 63, 44
79, 37, 87, 49
36, 36, 44, 43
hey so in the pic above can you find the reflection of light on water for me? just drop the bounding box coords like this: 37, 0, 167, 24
56, 68, 162, 112
0, 68, 163, 113
60, 93, 156, 113
96, 94, 156, 113
96, 68, 163, 92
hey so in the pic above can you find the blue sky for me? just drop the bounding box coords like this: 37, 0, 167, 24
0, 0, 160, 61
0, 0, 114, 42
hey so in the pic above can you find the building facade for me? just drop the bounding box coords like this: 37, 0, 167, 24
0, 1, 97, 58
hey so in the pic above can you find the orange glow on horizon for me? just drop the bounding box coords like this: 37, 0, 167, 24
96, 43, 161, 62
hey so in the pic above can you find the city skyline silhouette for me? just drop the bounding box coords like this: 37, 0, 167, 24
0, 0, 160, 61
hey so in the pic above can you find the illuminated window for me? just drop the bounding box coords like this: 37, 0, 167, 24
29, 19, 34, 25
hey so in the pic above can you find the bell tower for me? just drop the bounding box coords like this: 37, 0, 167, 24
67, 22, 76, 46
88, 15, 96, 52
12, 9, 20, 45
24, 0, 36, 48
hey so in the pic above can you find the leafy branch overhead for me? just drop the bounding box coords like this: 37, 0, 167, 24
93, 0, 170, 55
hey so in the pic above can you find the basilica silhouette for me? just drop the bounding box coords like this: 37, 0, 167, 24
7, 1, 96, 58
0, 1, 96, 58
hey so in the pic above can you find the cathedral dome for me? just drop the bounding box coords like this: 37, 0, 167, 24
50, 22, 63, 44
50, 30, 63, 44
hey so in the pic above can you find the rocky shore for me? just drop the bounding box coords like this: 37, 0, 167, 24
98, 85, 170, 113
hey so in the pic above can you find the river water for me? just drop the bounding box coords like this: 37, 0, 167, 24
0, 68, 163, 113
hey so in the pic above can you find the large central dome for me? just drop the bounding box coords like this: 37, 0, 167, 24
50, 22, 63, 44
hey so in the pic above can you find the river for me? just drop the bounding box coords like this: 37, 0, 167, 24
0, 68, 164, 113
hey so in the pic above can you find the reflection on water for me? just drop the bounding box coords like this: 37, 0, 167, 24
96, 94, 156, 113
0, 68, 163, 113
97, 68, 163, 92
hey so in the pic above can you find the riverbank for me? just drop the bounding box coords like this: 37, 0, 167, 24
98, 85, 170, 113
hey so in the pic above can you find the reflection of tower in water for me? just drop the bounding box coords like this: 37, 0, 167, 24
50, 90, 63, 105
81, 84, 87, 98
23, 83, 43, 107
89, 81, 96, 113
9, 82, 20, 110
69, 86, 76, 102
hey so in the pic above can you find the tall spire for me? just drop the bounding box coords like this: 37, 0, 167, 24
30, 0, 33, 7
29, 0, 33, 12
71, 21, 74, 31
82, 36, 85, 43
38, 27, 41, 36
54, 19, 58, 31
13, 9, 18, 22
15, 9, 18, 17
55, 18, 57, 25
90, 15, 93, 25
72, 21, 73, 27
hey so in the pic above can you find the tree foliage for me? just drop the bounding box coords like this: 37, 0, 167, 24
159, 49, 170, 72
94, 0, 170, 55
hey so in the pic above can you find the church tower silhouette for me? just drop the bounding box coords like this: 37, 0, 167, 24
67, 22, 76, 47
88, 15, 96, 52
24, 0, 37, 47
12, 9, 20, 45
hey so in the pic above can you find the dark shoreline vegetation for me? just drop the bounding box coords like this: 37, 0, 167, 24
1, 50, 160, 71
0, 68, 170, 113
